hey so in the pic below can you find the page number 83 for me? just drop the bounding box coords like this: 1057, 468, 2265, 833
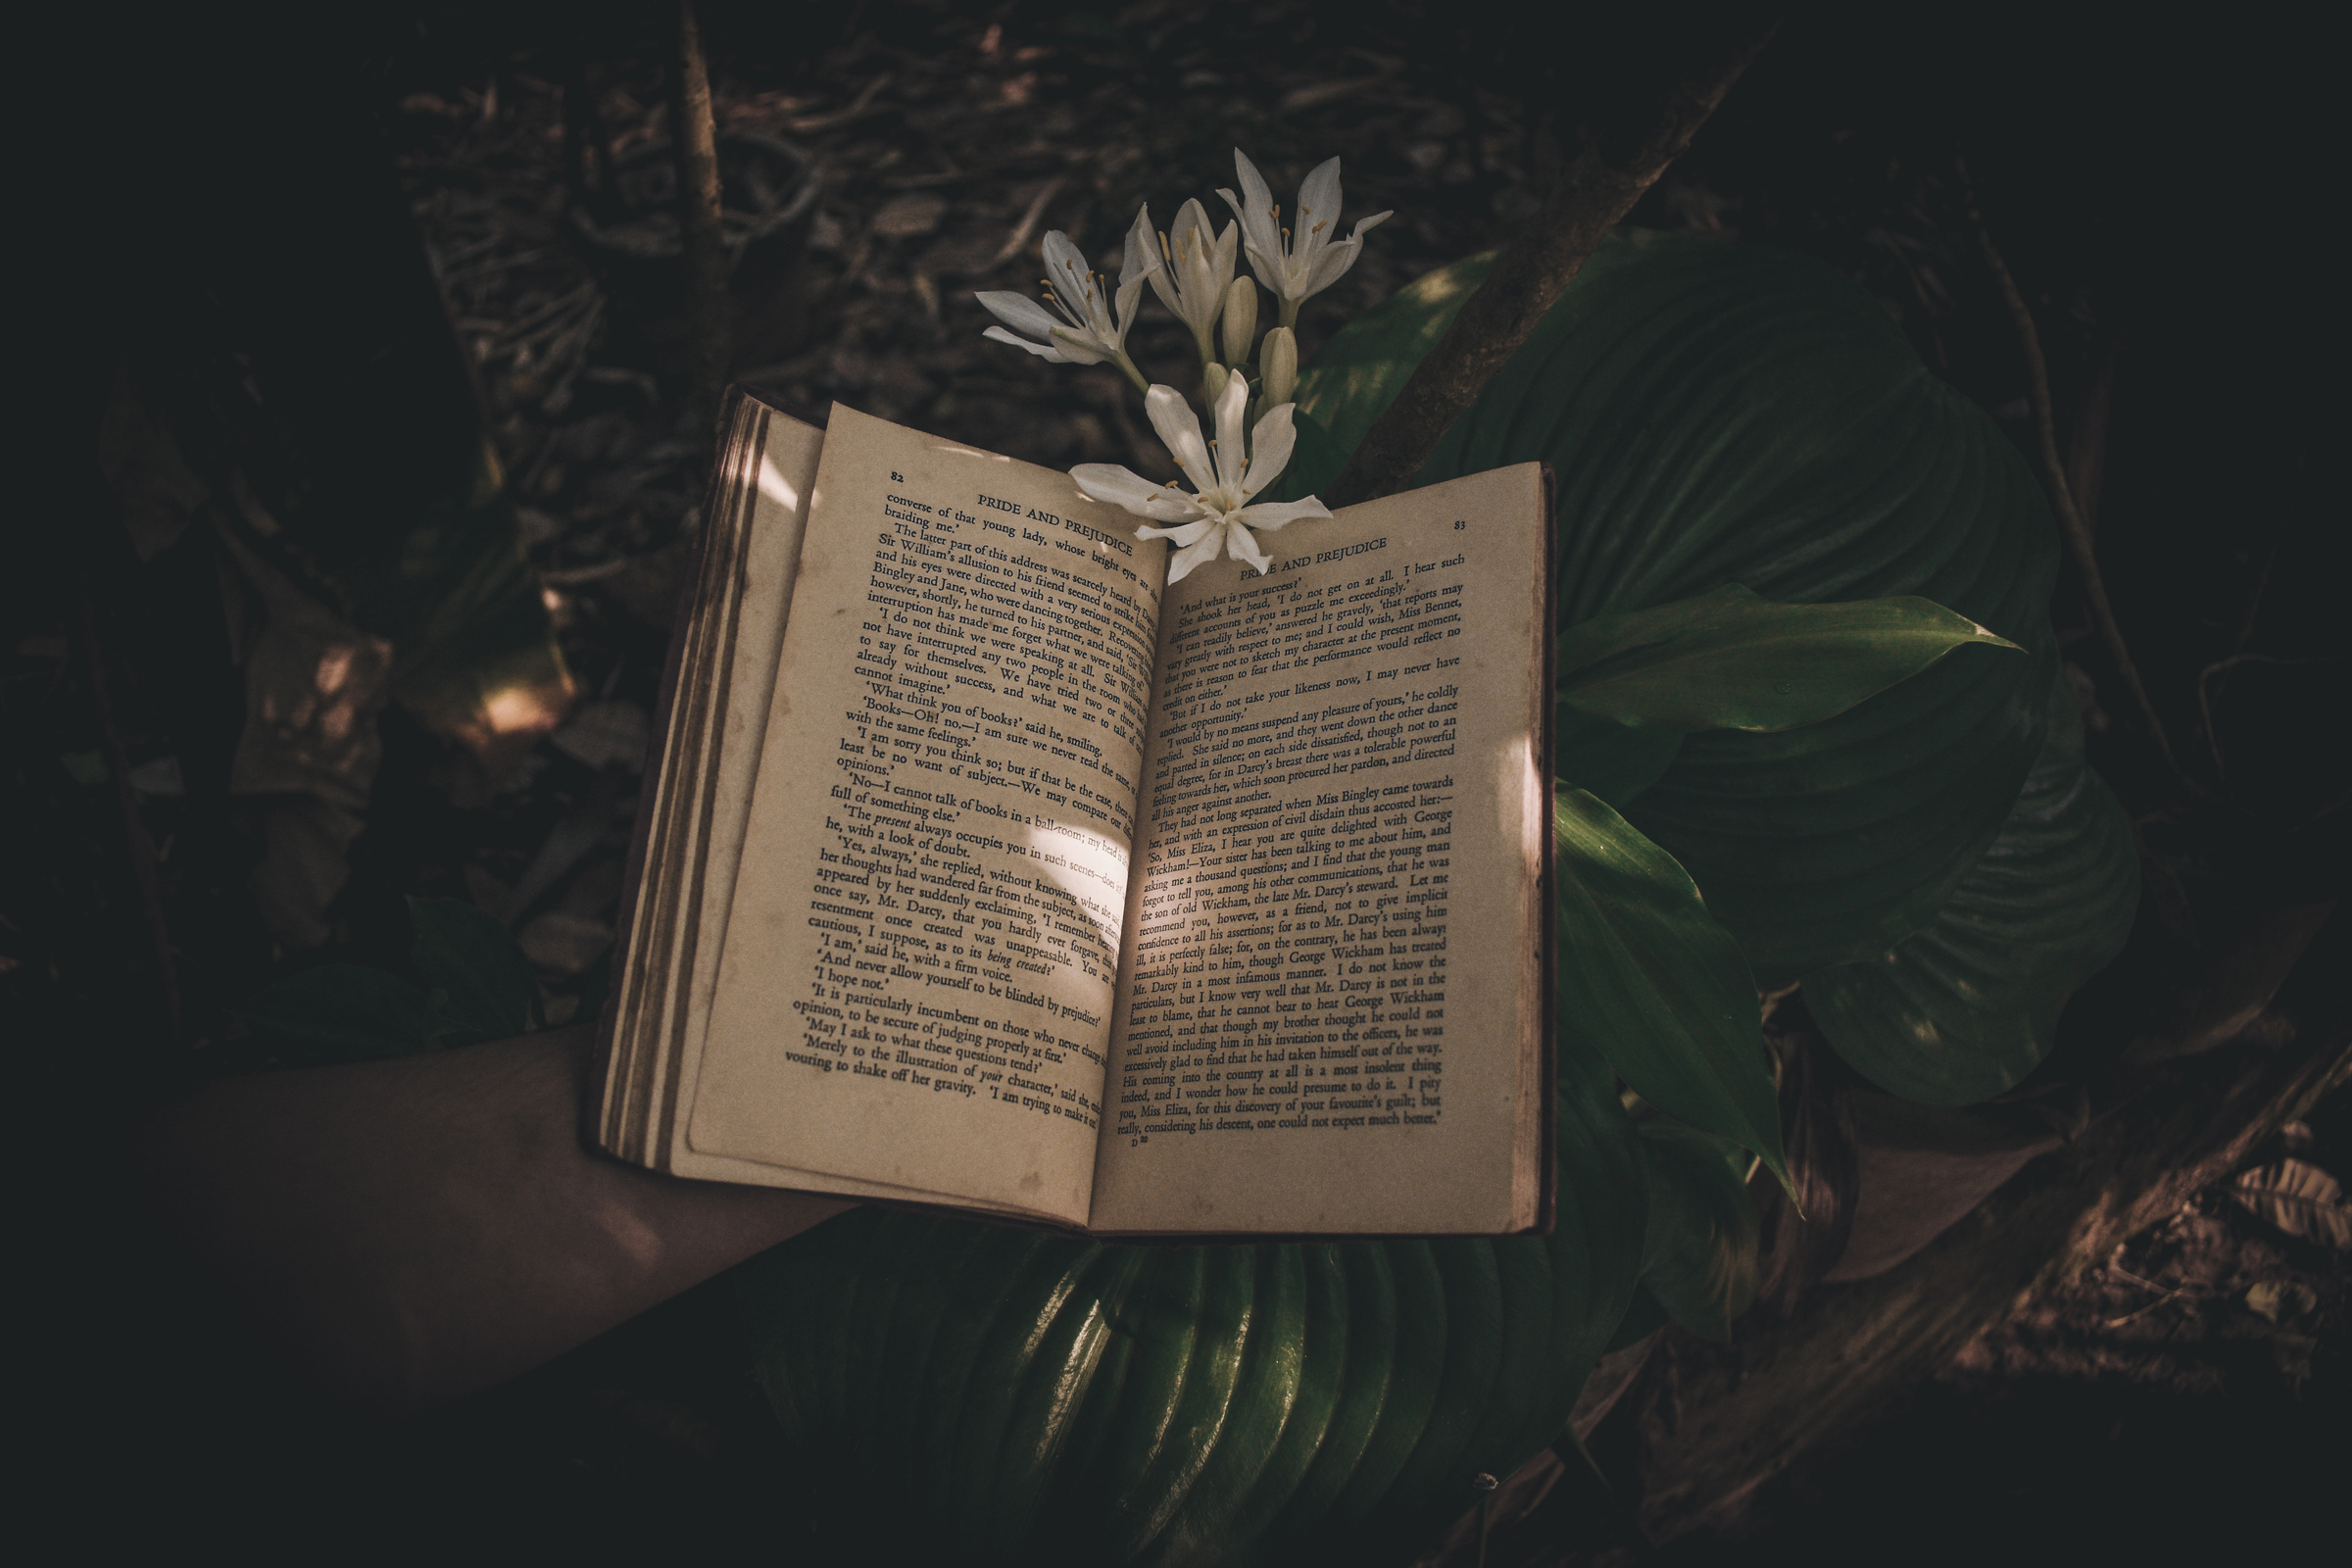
1453, 519, 1466, 530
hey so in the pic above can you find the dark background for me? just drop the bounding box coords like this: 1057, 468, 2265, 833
18, 2, 2340, 1559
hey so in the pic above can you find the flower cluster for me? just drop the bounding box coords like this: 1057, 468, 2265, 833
976, 149, 1389, 581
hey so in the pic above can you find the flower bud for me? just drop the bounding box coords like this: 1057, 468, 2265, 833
1260, 327, 1298, 408
1203, 363, 1231, 405
1219, 277, 1258, 368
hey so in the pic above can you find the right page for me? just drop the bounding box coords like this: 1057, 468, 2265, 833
1090, 464, 1553, 1236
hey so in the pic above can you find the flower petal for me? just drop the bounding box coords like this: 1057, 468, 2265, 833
1210, 218, 1241, 285
1170, 198, 1218, 261
1070, 465, 1204, 521
1040, 229, 1088, 280
1296, 156, 1344, 253
1306, 212, 1393, 298
1232, 148, 1281, 251
1234, 496, 1331, 533
1211, 372, 1250, 498
983, 323, 1069, 361
1145, 384, 1218, 496
1147, 262, 1186, 319
1046, 326, 1110, 366
1297, 157, 1343, 220
1225, 517, 1275, 574
1121, 205, 1160, 289
1165, 526, 1226, 584
975, 291, 1063, 337
1112, 272, 1149, 342
1303, 235, 1361, 297
1136, 517, 1219, 547
1239, 401, 1298, 499
1218, 189, 1286, 296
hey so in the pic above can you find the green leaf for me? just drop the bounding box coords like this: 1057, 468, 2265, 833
407, 895, 541, 1046
1634, 1120, 1760, 1342
1559, 583, 2019, 734
1804, 673, 2140, 1102
1554, 786, 1788, 1191
739, 1035, 1647, 1566
1267, 405, 1351, 506
1291, 252, 1499, 464
1296, 234, 2060, 983
241, 963, 435, 1063
1555, 707, 1683, 811
1600, 1282, 1670, 1354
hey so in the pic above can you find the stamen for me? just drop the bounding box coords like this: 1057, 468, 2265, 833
1311, 220, 1328, 235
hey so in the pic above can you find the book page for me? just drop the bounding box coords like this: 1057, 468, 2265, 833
599, 396, 770, 1157
1090, 465, 1550, 1236
687, 407, 1163, 1224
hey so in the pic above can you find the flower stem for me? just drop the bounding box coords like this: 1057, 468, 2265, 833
1279, 295, 1299, 333
1113, 351, 1150, 397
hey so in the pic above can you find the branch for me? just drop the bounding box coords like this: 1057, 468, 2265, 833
1324, 12, 1781, 508
669, 0, 731, 466
1623, 1022, 2346, 1546
1959, 166, 2185, 790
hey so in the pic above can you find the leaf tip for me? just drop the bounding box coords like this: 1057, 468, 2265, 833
1971, 621, 2024, 652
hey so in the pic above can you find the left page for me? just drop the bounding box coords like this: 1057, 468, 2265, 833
686, 407, 1165, 1225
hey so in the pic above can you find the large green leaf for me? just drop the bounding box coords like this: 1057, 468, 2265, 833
1559, 583, 2020, 733
1802, 672, 2140, 1103
1294, 234, 2059, 985
1555, 786, 1787, 1190
1633, 1120, 1759, 1342
1554, 708, 1684, 811
1280, 254, 1498, 478
739, 1034, 1646, 1567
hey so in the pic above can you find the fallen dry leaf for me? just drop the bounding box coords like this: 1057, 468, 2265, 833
2230, 1157, 2352, 1249
518, 910, 615, 979
551, 699, 652, 772
2242, 1279, 2318, 1323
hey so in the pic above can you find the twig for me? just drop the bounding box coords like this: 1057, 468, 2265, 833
786, 72, 893, 134
2197, 653, 2339, 791
2203, 461, 2297, 720
988, 175, 1067, 269
1324, 13, 1781, 508
669, 0, 732, 466
2064, 322, 2121, 540
1959, 163, 2186, 789
492, 281, 599, 346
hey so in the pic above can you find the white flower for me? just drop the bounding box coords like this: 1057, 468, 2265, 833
1145, 198, 1240, 362
976, 208, 1159, 387
1071, 376, 1331, 584
1219, 150, 1391, 323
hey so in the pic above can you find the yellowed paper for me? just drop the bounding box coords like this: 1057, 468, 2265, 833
687, 407, 1163, 1223
1089, 465, 1549, 1235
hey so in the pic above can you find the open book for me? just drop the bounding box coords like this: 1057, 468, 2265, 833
594, 390, 1555, 1237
